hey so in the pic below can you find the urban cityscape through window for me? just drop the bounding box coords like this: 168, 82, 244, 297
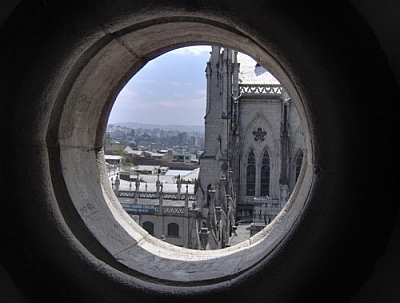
105, 45, 304, 249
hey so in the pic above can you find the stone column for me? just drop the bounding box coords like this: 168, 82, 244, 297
279, 97, 290, 186
115, 173, 120, 196
156, 172, 160, 198
207, 186, 217, 234
187, 208, 200, 249
158, 184, 163, 215
184, 195, 189, 217
134, 173, 140, 204
176, 176, 181, 200
199, 227, 209, 250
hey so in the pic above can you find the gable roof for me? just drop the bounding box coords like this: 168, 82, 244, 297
237, 52, 280, 85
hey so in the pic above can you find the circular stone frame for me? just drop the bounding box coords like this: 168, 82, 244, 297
2, 1, 397, 302
56, 13, 314, 285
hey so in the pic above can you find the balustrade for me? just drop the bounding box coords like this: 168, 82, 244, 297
121, 203, 187, 216
239, 84, 283, 95
118, 191, 196, 200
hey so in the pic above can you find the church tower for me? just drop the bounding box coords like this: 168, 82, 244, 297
196, 46, 237, 210
196, 46, 305, 246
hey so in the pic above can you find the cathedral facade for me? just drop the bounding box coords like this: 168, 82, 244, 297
119, 46, 306, 250
196, 46, 305, 229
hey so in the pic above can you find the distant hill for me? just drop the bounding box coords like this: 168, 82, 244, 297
110, 122, 204, 133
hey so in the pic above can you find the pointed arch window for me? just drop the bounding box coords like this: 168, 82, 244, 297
260, 151, 270, 196
246, 150, 256, 196
295, 151, 304, 182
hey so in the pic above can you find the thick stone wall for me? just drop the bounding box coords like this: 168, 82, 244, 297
0, 1, 398, 302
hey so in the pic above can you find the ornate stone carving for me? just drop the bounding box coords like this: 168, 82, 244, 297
253, 128, 267, 142
239, 84, 283, 95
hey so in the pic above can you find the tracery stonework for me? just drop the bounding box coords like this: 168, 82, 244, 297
253, 128, 267, 142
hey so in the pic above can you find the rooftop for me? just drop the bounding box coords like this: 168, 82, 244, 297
237, 52, 281, 85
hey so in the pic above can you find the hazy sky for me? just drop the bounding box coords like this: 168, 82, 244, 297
108, 45, 212, 126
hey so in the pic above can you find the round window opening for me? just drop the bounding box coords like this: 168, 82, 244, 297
56, 20, 314, 285
105, 45, 307, 250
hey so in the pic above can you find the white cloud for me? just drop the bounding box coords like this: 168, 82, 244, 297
115, 88, 136, 104
174, 92, 185, 98
141, 58, 159, 70
169, 45, 211, 56
135, 79, 158, 84
109, 45, 209, 125
164, 80, 192, 86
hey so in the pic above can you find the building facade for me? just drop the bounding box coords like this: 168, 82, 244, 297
196, 46, 305, 228
119, 46, 305, 250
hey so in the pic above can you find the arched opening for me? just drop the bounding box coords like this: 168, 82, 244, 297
143, 221, 154, 235
49, 24, 313, 284
260, 151, 270, 197
246, 150, 256, 196
3, 10, 317, 293
3, 1, 397, 302
107, 45, 306, 249
167, 223, 179, 237
51, 29, 313, 284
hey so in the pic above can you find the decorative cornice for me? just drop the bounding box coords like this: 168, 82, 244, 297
239, 84, 283, 96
